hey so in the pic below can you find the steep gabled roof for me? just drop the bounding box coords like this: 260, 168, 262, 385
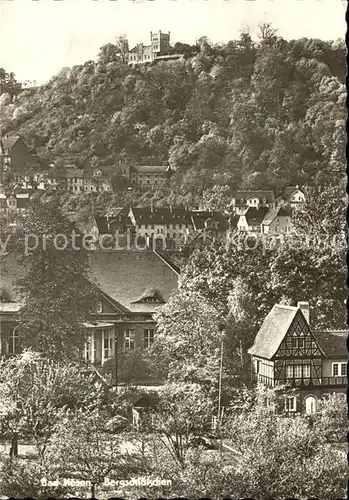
248, 304, 301, 360
88, 250, 179, 312
244, 206, 269, 226
284, 185, 303, 197
130, 207, 192, 226
190, 211, 228, 231
262, 206, 292, 226
1, 136, 22, 150
314, 330, 347, 358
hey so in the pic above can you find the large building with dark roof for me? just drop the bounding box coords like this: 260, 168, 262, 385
248, 301, 347, 415
0, 250, 179, 377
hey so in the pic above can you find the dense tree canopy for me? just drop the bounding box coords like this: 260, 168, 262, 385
14, 197, 98, 361
0, 30, 345, 204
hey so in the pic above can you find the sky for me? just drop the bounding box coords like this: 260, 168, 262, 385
0, 0, 346, 84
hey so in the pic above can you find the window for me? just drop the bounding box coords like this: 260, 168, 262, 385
286, 365, 293, 378
303, 364, 311, 378
285, 396, 296, 412
85, 335, 96, 363
124, 329, 135, 350
294, 364, 302, 379
8, 327, 19, 354
292, 338, 304, 349
144, 329, 154, 349
103, 330, 113, 360
142, 297, 159, 303
332, 362, 347, 377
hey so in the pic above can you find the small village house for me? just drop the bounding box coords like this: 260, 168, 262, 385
130, 165, 172, 189
248, 301, 347, 415
231, 190, 276, 215
0, 135, 29, 172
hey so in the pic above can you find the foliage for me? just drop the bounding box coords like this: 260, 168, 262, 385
44, 408, 133, 498
14, 196, 98, 361
0, 32, 345, 202
152, 291, 223, 386
223, 385, 347, 499
315, 392, 347, 442
0, 68, 22, 99
0, 350, 108, 457
149, 382, 215, 466
117, 348, 153, 385
0, 457, 71, 499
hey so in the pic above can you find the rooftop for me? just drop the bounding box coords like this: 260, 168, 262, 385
248, 304, 301, 360
314, 330, 347, 358
1, 136, 22, 150
132, 165, 170, 174
88, 250, 179, 312
234, 190, 275, 203
244, 206, 270, 226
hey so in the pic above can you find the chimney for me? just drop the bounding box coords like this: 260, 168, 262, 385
297, 301, 309, 324
150, 199, 154, 213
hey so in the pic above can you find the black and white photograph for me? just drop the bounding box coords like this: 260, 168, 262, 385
0, 0, 347, 498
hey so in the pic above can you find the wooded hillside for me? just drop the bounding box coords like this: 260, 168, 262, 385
0, 27, 345, 201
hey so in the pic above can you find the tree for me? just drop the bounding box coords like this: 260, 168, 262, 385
223, 385, 347, 498
0, 351, 106, 458
152, 290, 223, 388
0, 68, 21, 98
115, 35, 129, 64
149, 383, 215, 467
44, 408, 132, 498
315, 392, 347, 442
14, 196, 98, 361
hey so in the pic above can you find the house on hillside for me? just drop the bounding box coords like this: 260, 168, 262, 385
261, 206, 293, 235
0, 250, 179, 380
237, 206, 293, 235
94, 207, 135, 248
128, 31, 183, 66
128, 206, 192, 243
248, 301, 347, 414
0, 135, 29, 172
131, 165, 172, 189
280, 186, 305, 207
231, 190, 275, 215
237, 206, 269, 233
128, 206, 228, 249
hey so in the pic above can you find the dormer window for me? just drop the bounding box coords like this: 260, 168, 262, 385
132, 289, 164, 304
142, 297, 160, 303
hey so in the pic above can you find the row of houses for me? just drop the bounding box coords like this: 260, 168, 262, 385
12, 164, 173, 193
88, 204, 295, 250
0, 186, 31, 215
0, 249, 346, 415
0, 134, 173, 192
231, 186, 305, 213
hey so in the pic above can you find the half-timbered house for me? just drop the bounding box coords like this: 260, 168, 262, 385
248, 302, 347, 414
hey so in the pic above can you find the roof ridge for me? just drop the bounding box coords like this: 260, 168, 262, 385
153, 250, 180, 275
274, 304, 299, 311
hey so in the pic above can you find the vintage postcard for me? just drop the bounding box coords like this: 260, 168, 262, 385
0, 0, 347, 498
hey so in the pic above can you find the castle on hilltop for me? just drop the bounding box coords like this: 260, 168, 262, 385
128, 31, 183, 66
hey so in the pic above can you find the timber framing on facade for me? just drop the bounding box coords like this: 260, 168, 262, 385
248, 302, 347, 414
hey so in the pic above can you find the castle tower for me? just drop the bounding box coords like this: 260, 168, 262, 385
150, 30, 171, 55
